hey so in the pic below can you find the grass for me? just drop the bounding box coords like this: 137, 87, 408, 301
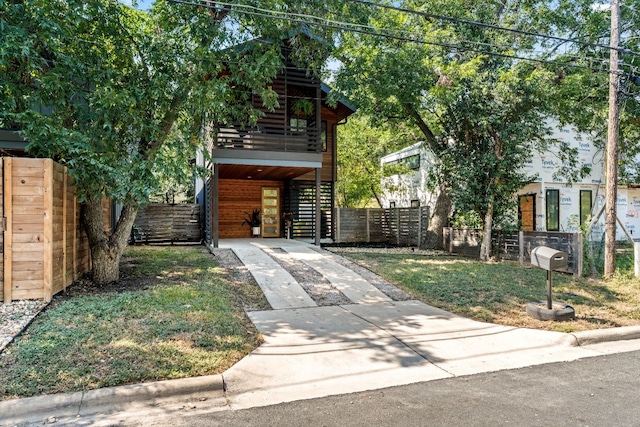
1, 243, 637, 400
0, 245, 269, 401
332, 248, 640, 333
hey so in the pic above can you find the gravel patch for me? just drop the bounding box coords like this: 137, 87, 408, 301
318, 247, 414, 301
265, 248, 351, 306
322, 246, 448, 257
1, 300, 47, 353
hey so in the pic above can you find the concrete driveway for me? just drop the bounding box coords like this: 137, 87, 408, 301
218, 239, 640, 410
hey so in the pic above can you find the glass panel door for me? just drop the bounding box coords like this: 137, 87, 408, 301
546, 189, 560, 231
261, 187, 280, 237
580, 190, 592, 225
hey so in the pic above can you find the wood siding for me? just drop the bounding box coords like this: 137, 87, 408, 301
296, 106, 338, 183
217, 179, 284, 238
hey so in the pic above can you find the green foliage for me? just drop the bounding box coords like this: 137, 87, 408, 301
0, 0, 345, 279
242, 209, 261, 227
332, 0, 606, 251
547, 1, 640, 184
336, 113, 419, 207
1, 0, 291, 206
450, 211, 483, 229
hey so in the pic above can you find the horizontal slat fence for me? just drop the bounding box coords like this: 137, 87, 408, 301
443, 227, 583, 276
334, 206, 430, 248
1, 157, 104, 302
132, 204, 202, 244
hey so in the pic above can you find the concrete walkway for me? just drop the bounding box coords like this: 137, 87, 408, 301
4, 238, 640, 425
218, 239, 640, 410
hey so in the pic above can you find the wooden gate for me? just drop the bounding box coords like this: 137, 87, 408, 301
0, 158, 96, 302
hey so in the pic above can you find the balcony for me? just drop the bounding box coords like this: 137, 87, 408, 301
215, 125, 322, 153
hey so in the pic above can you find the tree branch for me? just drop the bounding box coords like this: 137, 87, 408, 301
115, 6, 150, 77
403, 103, 440, 151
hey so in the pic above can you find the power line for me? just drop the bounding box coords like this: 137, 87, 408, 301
167, 0, 616, 74
349, 0, 640, 56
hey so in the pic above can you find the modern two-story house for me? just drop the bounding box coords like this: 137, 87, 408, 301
380, 123, 640, 241
195, 42, 355, 248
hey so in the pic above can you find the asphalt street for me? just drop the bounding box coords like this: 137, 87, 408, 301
43, 347, 640, 426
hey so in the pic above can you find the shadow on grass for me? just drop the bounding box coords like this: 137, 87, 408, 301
338, 251, 634, 332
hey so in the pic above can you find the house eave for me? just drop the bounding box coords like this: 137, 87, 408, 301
212, 149, 322, 169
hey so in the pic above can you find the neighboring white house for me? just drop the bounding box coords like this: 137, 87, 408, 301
380, 123, 640, 241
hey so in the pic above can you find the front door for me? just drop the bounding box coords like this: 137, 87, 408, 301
261, 187, 280, 237
519, 194, 536, 231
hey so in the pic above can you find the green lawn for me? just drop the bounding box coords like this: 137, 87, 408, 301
0, 246, 268, 400
331, 248, 640, 333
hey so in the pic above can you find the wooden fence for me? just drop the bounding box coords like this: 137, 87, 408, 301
132, 204, 201, 244
443, 228, 583, 276
0, 158, 106, 302
334, 206, 431, 248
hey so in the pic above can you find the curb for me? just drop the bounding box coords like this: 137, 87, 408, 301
0, 374, 225, 426
567, 325, 640, 346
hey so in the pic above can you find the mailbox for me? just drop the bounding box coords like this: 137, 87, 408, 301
531, 246, 567, 271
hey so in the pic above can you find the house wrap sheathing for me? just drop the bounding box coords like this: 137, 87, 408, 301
380, 123, 640, 241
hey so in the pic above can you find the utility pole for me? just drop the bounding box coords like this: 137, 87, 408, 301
604, 0, 621, 277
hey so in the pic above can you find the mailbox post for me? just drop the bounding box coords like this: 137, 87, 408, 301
531, 246, 568, 310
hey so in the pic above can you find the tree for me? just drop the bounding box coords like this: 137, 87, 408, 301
336, 113, 418, 208
333, 0, 587, 256
0, 0, 336, 283
436, 64, 559, 259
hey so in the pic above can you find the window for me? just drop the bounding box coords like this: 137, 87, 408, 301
410, 199, 420, 207
383, 154, 420, 169
405, 154, 420, 170
546, 189, 560, 231
290, 118, 307, 133
321, 121, 327, 152
580, 190, 592, 225
389, 201, 396, 208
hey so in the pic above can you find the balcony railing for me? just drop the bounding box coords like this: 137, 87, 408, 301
215, 126, 321, 153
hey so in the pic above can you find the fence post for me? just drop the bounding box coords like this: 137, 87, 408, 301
62, 166, 67, 292
417, 207, 422, 248
449, 227, 453, 253
634, 242, 640, 277
335, 207, 340, 243
396, 209, 400, 246
366, 208, 370, 243
576, 232, 583, 277
519, 230, 524, 265
43, 159, 53, 303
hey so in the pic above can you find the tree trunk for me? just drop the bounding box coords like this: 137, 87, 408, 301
480, 201, 494, 261
82, 199, 138, 285
424, 185, 452, 249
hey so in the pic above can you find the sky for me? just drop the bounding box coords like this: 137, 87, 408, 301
120, 0, 154, 10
